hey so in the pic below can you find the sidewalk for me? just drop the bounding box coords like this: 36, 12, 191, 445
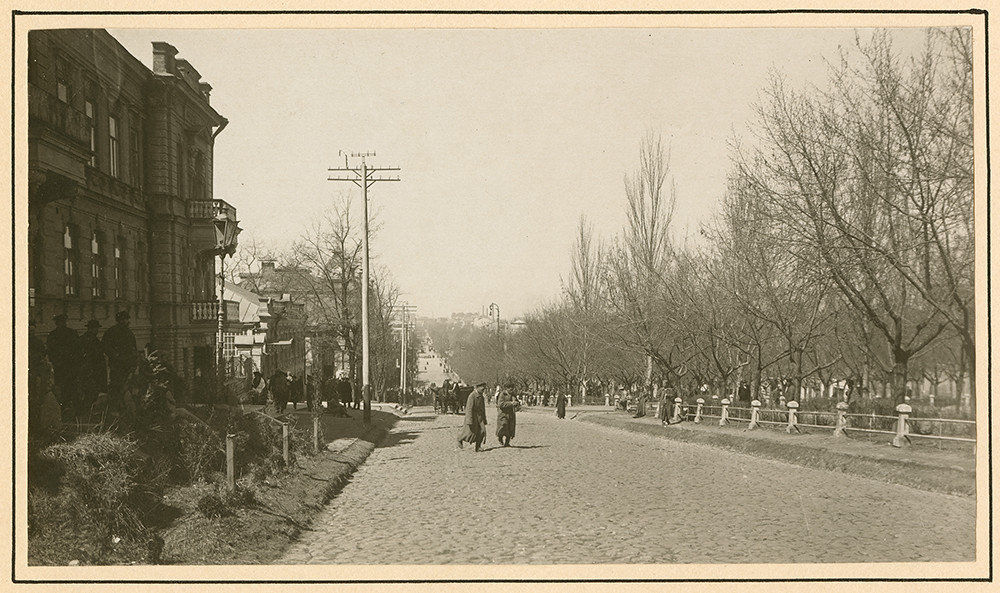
521, 405, 976, 497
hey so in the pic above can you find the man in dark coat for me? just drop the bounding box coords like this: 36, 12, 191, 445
47, 314, 80, 414
495, 388, 517, 447
78, 319, 107, 416
269, 370, 288, 413
738, 381, 751, 404
102, 310, 137, 399
555, 391, 567, 419
457, 382, 488, 451
337, 377, 353, 408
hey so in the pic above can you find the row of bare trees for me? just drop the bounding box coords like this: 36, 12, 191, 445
229, 195, 415, 401
495, 29, 974, 411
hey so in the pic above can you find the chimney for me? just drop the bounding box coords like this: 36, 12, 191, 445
151, 42, 178, 75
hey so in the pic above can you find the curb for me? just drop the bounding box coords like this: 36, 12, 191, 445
577, 413, 975, 497
315, 425, 387, 507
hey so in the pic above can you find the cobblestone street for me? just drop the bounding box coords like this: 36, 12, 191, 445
281, 407, 975, 565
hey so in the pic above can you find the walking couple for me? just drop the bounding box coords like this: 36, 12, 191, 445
457, 382, 517, 451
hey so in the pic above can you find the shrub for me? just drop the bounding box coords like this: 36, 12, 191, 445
177, 421, 223, 483
28, 432, 157, 565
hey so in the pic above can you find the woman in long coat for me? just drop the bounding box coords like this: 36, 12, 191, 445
495, 389, 517, 447
555, 392, 567, 419
457, 382, 488, 451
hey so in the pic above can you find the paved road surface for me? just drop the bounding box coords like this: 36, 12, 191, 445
281, 407, 975, 564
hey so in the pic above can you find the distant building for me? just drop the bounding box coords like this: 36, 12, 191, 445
28, 29, 238, 394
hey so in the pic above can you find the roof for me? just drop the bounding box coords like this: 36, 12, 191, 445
223, 281, 264, 324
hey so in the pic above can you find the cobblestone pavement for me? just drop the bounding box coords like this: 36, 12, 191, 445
280, 407, 975, 564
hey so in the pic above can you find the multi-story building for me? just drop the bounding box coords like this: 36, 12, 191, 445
27, 29, 240, 396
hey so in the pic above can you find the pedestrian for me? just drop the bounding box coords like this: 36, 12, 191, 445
250, 371, 267, 405
269, 370, 288, 413
738, 381, 751, 404
657, 386, 670, 425
457, 381, 488, 451
337, 376, 353, 409
555, 391, 566, 419
101, 310, 137, 414
495, 388, 517, 447
633, 387, 647, 418
288, 374, 302, 411
78, 319, 107, 417
46, 313, 80, 415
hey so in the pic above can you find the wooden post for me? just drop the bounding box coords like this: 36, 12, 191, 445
225, 433, 236, 491
719, 398, 730, 426
892, 403, 912, 448
694, 398, 704, 424
282, 422, 291, 465
313, 414, 321, 454
785, 401, 800, 434
833, 401, 849, 437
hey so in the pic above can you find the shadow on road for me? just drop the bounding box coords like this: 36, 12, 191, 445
379, 429, 419, 449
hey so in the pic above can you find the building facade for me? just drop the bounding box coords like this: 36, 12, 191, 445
28, 29, 239, 396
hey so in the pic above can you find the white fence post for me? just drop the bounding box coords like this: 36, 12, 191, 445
833, 401, 849, 437
694, 398, 704, 424
785, 401, 800, 434
671, 397, 683, 423
747, 400, 761, 430
892, 403, 912, 448
719, 398, 730, 426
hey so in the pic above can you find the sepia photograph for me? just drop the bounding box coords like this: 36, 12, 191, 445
8, 3, 993, 586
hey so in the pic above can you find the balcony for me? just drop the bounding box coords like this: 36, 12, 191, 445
188, 198, 241, 255
191, 299, 239, 323
28, 82, 90, 147
188, 199, 237, 221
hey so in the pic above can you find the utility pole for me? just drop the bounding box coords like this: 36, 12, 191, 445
393, 303, 417, 405
328, 151, 400, 424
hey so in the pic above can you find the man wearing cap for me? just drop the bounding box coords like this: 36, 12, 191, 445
46, 314, 79, 414
102, 310, 137, 408
457, 382, 488, 451
78, 319, 107, 416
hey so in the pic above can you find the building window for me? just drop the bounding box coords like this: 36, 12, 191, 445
85, 100, 96, 167
114, 238, 124, 299
224, 333, 237, 374
55, 58, 70, 103
63, 225, 78, 296
136, 241, 147, 301
108, 116, 120, 178
129, 125, 141, 188
91, 231, 104, 298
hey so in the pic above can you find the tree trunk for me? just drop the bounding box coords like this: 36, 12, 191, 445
891, 347, 911, 403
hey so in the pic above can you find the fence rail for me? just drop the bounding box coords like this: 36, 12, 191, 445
667, 398, 975, 448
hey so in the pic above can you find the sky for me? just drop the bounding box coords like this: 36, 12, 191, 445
108, 25, 931, 319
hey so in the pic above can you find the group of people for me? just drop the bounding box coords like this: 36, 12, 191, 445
253, 370, 358, 415
431, 379, 470, 415
456, 382, 520, 451
30, 310, 137, 419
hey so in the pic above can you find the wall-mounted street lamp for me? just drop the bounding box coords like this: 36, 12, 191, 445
214, 209, 241, 402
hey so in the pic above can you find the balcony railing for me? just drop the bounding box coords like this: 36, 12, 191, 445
188, 199, 238, 222
28, 83, 90, 146
191, 301, 219, 321
191, 300, 241, 323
